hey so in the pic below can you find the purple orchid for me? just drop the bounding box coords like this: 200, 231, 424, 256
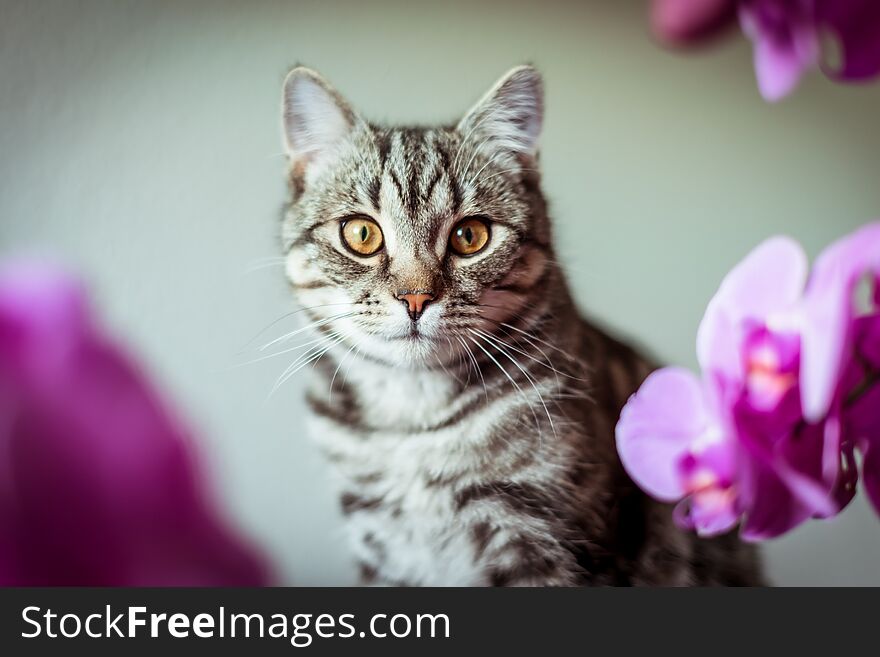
616, 223, 880, 540
650, 0, 880, 101
801, 223, 880, 516
0, 260, 271, 585
739, 1, 820, 102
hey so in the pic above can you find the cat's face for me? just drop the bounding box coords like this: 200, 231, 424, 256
280, 66, 551, 368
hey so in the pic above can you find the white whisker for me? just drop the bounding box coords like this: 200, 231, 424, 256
238, 302, 357, 353
471, 330, 557, 443
259, 311, 358, 352
467, 334, 543, 441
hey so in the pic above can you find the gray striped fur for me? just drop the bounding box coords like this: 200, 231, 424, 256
277, 65, 762, 586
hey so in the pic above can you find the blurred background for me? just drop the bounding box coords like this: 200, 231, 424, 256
2, 0, 878, 585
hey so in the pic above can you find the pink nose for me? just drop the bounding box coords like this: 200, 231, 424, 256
396, 291, 434, 321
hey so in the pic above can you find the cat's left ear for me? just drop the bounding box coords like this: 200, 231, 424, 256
281, 67, 361, 185
457, 65, 544, 163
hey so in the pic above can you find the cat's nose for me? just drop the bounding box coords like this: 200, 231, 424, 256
396, 291, 435, 321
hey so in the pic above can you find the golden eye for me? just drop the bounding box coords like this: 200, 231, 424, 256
340, 216, 384, 256
449, 217, 490, 256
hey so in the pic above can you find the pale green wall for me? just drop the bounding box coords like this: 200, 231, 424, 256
2, 0, 878, 585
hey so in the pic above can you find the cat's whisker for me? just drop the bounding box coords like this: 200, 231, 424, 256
235, 334, 330, 368
470, 330, 557, 443
469, 305, 581, 365
471, 327, 564, 389
456, 336, 488, 403
259, 311, 359, 352
433, 350, 461, 386
272, 340, 333, 392
341, 337, 366, 394
497, 318, 581, 364
467, 333, 543, 442
328, 338, 360, 404
494, 325, 563, 387
488, 324, 588, 383
242, 256, 288, 274
238, 302, 358, 353
270, 331, 347, 397
450, 335, 472, 388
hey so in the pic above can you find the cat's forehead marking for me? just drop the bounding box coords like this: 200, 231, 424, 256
366, 126, 460, 257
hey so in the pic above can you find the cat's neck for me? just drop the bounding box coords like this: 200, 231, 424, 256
329, 349, 467, 431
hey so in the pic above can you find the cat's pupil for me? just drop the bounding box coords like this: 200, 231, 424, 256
464, 227, 473, 244
359, 225, 368, 242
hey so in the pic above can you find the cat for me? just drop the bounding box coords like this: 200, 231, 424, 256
278, 65, 763, 586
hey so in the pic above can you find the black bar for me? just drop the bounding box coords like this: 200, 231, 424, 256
0, 587, 871, 655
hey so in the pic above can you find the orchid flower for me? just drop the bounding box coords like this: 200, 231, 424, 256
801, 223, 880, 515
739, 1, 820, 102
0, 261, 271, 585
617, 223, 880, 540
650, 0, 880, 101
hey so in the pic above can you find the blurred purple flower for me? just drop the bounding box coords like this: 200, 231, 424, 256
650, 0, 739, 46
739, 1, 820, 102
801, 223, 880, 516
617, 224, 880, 539
650, 0, 880, 101
844, 317, 880, 514
0, 261, 271, 586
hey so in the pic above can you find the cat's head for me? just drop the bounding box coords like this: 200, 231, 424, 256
280, 66, 554, 368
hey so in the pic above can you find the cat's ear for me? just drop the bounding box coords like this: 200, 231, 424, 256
457, 65, 544, 162
281, 67, 360, 183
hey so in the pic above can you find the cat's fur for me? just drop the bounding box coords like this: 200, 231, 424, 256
278, 65, 763, 586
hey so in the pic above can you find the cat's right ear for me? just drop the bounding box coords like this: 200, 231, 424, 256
281, 67, 359, 187
457, 65, 544, 165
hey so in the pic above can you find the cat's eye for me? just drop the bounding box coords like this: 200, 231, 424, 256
449, 217, 490, 256
340, 216, 384, 256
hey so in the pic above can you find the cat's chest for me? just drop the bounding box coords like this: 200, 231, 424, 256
342, 462, 485, 586
305, 370, 505, 585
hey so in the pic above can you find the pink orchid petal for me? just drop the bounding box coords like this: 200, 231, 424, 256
844, 363, 880, 517
697, 236, 808, 385
616, 367, 716, 502
739, 2, 820, 102
732, 387, 849, 526
651, 0, 738, 47
674, 492, 740, 537
801, 222, 880, 421
739, 459, 812, 541
752, 37, 814, 101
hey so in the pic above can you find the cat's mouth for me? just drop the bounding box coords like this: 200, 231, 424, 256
388, 324, 433, 343
398, 327, 427, 341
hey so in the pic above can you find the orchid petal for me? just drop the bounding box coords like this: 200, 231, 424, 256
863, 440, 880, 517
801, 222, 880, 421
817, 0, 880, 81
739, 473, 812, 541
697, 236, 808, 385
739, 2, 820, 102
0, 261, 271, 586
616, 367, 716, 502
650, 0, 738, 47
674, 492, 740, 537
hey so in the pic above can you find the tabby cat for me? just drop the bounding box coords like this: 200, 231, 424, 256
278, 65, 762, 586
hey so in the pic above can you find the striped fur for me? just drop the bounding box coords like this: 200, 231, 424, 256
278, 66, 763, 586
